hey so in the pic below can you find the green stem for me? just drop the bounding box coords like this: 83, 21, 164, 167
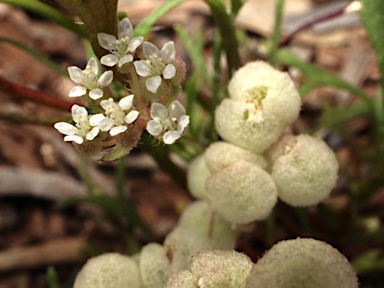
266, 208, 276, 246
211, 29, 222, 141
268, 0, 285, 66
140, 133, 188, 190
204, 0, 241, 75
296, 207, 313, 236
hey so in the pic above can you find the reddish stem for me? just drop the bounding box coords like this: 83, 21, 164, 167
0, 75, 81, 111
279, 4, 349, 47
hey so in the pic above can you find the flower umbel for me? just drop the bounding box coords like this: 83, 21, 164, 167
146, 100, 189, 144
94, 95, 140, 136
68, 58, 113, 100
134, 41, 176, 93
98, 18, 143, 68
54, 105, 102, 144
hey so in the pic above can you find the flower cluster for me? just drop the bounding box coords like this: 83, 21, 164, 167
146, 101, 189, 145
54, 17, 189, 159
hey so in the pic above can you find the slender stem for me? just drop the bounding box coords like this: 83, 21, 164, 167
266, 208, 276, 246
140, 133, 188, 190
296, 207, 313, 236
0, 75, 79, 111
204, 0, 241, 75
211, 29, 222, 142
268, 0, 285, 66
279, 3, 351, 47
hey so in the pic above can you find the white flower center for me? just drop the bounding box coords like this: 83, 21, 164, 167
108, 36, 131, 58
81, 65, 99, 89
147, 54, 166, 76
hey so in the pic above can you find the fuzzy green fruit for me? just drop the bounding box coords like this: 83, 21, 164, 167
271, 134, 339, 206
179, 201, 238, 249
187, 154, 211, 199
139, 243, 171, 288
246, 238, 358, 288
206, 161, 278, 224
191, 250, 253, 288
73, 253, 141, 288
228, 60, 301, 126
204, 141, 267, 173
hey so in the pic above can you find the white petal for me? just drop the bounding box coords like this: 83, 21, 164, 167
100, 54, 119, 67
98, 70, 113, 86
118, 18, 133, 39
161, 41, 175, 63
134, 60, 151, 77
87, 58, 98, 74
110, 125, 127, 136
124, 110, 139, 124
146, 76, 162, 93
168, 100, 185, 118
143, 41, 160, 58
118, 55, 133, 67
128, 36, 143, 52
150, 102, 168, 120
71, 104, 88, 118
100, 99, 114, 111
163, 131, 181, 144
177, 115, 190, 133
162, 64, 176, 79
119, 95, 134, 110
54, 122, 78, 135
97, 33, 117, 50
89, 114, 106, 126
89, 88, 103, 100
146, 120, 163, 136
68, 66, 84, 83
86, 127, 100, 140
69, 85, 87, 97
64, 135, 83, 144
99, 117, 114, 131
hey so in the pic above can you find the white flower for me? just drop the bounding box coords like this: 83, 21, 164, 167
97, 18, 143, 68
146, 100, 189, 144
95, 95, 140, 136
68, 58, 113, 100
134, 41, 176, 93
54, 105, 102, 144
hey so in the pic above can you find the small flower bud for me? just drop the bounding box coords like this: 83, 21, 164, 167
204, 141, 267, 174
206, 161, 278, 224
178, 201, 238, 249
246, 238, 359, 288
139, 243, 171, 288
270, 134, 339, 206
187, 154, 211, 199
191, 250, 253, 288
73, 253, 141, 288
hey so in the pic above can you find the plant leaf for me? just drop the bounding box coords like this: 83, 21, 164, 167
361, 0, 384, 90
0, 36, 67, 76
0, 0, 87, 38
59, 0, 118, 59
276, 49, 371, 103
133, 0, 187, 37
